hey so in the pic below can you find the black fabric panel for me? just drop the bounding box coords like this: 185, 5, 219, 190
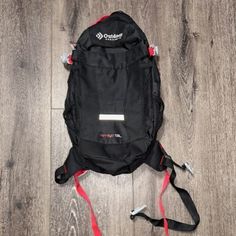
55, 146, 84, 184
56, 10, 164, 183
73, 41, 149, 68
145, 141, 166, 171
77, 11, 148, 50
55, 140, 166, 184
72, 43, 153, 145
63, 71, 79, 145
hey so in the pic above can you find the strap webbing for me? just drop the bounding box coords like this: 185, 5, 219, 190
74, 171, 102, 236
131, 164, 200, 232
159, 170, 170, 236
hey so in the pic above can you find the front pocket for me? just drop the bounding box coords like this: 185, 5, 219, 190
78, 64, 129, 144
77, 55, 152, 144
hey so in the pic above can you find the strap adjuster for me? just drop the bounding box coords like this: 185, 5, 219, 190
183, 162, 194, 175
130, 205, 147, 220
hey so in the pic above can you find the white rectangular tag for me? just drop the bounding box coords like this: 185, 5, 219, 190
99, 114, 125, 121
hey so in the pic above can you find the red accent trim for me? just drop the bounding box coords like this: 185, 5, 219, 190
148, 47, 155, 57
67, 54, 73, 65
74, 171, 102, 236
158, 170, 170, 236
92, 15, 110, 26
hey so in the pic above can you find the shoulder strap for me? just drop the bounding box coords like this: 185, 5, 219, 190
132, 143, 200, 233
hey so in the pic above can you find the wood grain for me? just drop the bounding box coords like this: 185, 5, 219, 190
0, 0, 51, 235
0, 0, 236, 235
133, 0, 236, 236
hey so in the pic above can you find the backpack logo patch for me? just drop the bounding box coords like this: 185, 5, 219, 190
96, 32, 123, 41
96, 32, 104, 40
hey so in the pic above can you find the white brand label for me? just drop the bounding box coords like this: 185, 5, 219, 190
96, 32, 123, 41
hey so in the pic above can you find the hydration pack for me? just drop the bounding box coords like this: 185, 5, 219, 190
55, 11, 200, 236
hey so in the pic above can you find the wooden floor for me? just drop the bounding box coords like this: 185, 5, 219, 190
1, 0, 236, 235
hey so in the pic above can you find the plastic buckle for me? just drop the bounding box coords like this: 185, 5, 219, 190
61, 52, 73, 65
130, 205, 147, 220
61, 43, 76, 66
183, 162, 194, 175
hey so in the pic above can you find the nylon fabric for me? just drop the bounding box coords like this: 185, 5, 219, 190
56, 11, 164, 180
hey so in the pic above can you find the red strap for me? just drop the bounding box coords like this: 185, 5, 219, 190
148, 46, 155, 56
158, 170, 170, 236
74, 170, 102, 236
67, 54, 73, 65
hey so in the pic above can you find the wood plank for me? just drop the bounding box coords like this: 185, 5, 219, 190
52, 0, 97, 108
50, 110, 134, 236
196, 1, 236, 235
133, 0, 236, 235
0, 0, 235, 236
0, 0, 51, 235
51, 1, 236, 236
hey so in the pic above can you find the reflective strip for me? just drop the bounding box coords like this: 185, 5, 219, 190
99, 114, 125, 121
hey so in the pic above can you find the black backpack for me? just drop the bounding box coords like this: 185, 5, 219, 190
55, 11, 200, 236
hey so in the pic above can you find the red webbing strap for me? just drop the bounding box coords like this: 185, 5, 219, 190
74, 170, 102, 236
158, 170, 170, 236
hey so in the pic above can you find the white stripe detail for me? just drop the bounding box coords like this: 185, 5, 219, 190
99, 114, 125, 121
